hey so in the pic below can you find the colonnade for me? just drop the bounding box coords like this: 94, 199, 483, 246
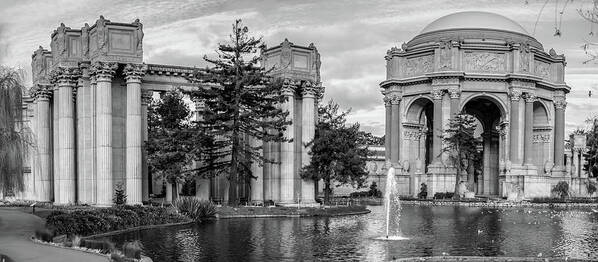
31, 61, 148, 205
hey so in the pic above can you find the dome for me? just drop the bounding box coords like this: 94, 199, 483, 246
406, 11, 542, 50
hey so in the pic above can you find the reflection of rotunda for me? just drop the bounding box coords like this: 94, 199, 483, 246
380, 12, 569, 198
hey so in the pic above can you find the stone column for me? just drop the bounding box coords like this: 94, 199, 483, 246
141, 90, 152, 201
300, 84, 316, 204
509, 90, 522, 164
52, 67, 80, 204
89, 76, 98, 204
92, 61, 118, 206
383, 93, 392, 164
35, 86, 53, 201
52, 86, 59, 202
250, 136, 264, 203
124, 64, 147, 204
553, 98, 566, 169
77, 62, 92, 204
263, 139, 271, 201
523, 93, 535, 166
573, 149, 579, 177
191, 97, 211, 200
448, 88, 460, 116
431, 89, 444, 164
280, 80, 296, 204
390, 93, 401, 166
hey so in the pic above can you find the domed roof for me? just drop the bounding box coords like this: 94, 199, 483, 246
420, 11, 529, 36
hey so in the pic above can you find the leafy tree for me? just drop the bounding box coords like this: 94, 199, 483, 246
301, 101, 369, 204
442, 113, 481, 199
0, 66, 30, 196
147, 90, 194, 202
186, 20, 289, 206
583, 117, 598, 177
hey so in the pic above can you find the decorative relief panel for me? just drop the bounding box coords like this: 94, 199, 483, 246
403, 126, 424, 140
519, 44, 530, 73
532, 133, 551, 143
534, 60, 550, 79
438, 41, 453, 70
293, 54, 308, 69
463, 52, 506, 72
404, 55, 433, 77
109, 30, 134, 53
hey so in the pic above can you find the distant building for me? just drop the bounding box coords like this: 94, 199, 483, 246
380, 11, 576, 198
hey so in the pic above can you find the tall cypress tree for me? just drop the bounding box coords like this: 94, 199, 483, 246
187, 20, 289, 206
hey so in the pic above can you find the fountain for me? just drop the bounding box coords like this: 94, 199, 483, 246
376, 167, 408, 240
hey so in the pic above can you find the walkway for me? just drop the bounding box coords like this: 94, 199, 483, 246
0, 208, 109, 262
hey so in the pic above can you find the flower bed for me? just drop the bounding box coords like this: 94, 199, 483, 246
45, 205, 190, 237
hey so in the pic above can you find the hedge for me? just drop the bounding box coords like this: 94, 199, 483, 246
46, 205, 189, 236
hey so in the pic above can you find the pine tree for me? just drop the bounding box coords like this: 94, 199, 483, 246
186, 20, 290, 206
301, 101, 369, 204
583, 117, 598, 177
442, 113, 481, 199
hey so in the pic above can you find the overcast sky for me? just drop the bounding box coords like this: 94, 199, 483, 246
1, 0, 598, 136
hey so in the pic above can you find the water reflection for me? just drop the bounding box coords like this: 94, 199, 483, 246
106, 206, 598, 261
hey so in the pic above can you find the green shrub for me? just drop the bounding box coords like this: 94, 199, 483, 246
552, 181, 569, 199
113, 183, 127, 205
123, 240, 143, 259
587, 181, 597, 196
34, 228, 54, 242
45, 205, 188, 237
173, 197, 217, 221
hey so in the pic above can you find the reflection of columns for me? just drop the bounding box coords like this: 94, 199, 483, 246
77, 62, 92, 204
52, 67, 80, 204
523, 93, 535, 166
554, 97, 566, 169
280, 80, 295, 204
141, 90, 152, 201
448, 88, 460, 116
390, 92, 401, 166
509, 90, 522, 164
124, 63, 147, 204
35, 86, 53, 201
431, 89, 443, 164
93, 61, 118, 206
383, 94, 392, 164
300, 84, 316, 203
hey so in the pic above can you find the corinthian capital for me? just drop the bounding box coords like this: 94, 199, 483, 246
509, 89, 522, 101
524, 93, 536, 103
32, 84, 53, 101
554, 98, 567, 109
49, 66, 81, 86
124, 63, 148, 82
448, 87, 460, 99
282, 78, 296, 96
90, 61, 118, 80
431, 89, 444, 100
383, 95, 392, 106
301, 81, 317, 98
389, 93, 402, 105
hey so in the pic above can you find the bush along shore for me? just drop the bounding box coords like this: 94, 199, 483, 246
216, 204, 371, 218
31, 197, 219, 262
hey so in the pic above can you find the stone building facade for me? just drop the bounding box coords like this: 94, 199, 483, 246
20, 17, 322, 205
380, 12, 572, 198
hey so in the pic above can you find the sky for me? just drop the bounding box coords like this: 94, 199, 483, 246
1, 0, 598, 136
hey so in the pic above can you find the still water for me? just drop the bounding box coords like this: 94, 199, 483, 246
107, 205, 598, 261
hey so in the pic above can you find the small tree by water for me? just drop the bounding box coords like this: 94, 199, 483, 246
442, 113, 481, 199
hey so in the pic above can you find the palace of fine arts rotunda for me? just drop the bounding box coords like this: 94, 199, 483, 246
19, 16, 322, 205
380, 11, 583, 199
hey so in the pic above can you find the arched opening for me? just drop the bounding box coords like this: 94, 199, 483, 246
405, 97, 434, 173
462, 96, 504, 196
533, 101, 551, 172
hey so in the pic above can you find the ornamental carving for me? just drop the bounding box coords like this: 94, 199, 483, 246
532, 133, 551, 143
49, 66, 81, 85
301, 82, 317, 97
124, 63, 148, 81
519, 43, 530, 72
388, 93, 402, 104
534, 60, 550, 79
383, 96, 391, 106
90, 61, 118, 79
432, 77, 459, 86
404, 55, 433, 77
281, 78, 296, 96
53, 23, 69, 60
32, 84, 53, 100
96, 16, 110, 54
81, 23, 90, 57
403, 129, 423, 140
463, 52, 506, 72
524, 93, 536, 103
438, 41, 452, 70
448, 87, 460, 99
